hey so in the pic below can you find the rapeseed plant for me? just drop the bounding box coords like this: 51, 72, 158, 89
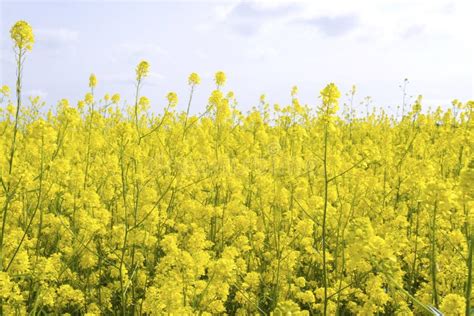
0, 20, 472, 316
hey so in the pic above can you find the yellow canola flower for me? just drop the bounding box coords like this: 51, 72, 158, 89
139, 96, 150, 110
10, 20, 34, 51
440, 294, 465, 315
215, 71, 226, 87
0, 20, 472, 316
77, 100, 85, 109
84, 92, 94, 104
111, 93, 121, 104
188, 72, 201, 86
320, 83, 341, 106
59, 98, 70, 108
167, 92, 178, 107
136, 60, 150, 81
291, 85, 298, 98
89, 73, 97, 88
1, 85, 10, 96
320, 82, 341, 115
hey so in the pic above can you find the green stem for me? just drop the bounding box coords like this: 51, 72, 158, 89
134, 79, 141, 138
182, 85, 195, 140
430, 200, 439, 308
466, 229, 473, 316
322, 121, 329, 316
0, 49, 24, 270
410, 203, 420, 296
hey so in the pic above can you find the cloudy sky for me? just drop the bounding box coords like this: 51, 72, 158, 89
0, 0, 473, 115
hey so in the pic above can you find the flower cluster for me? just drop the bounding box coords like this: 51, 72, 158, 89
0, 20, 473, 315
10, 20, 34, 51
136, 60, 150, 81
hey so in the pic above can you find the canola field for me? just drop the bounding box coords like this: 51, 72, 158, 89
1, 21, 473, 316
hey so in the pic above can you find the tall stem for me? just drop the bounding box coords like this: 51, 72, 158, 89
322, 121, 329, 316
430, 200, 439, 308
183, 85, 195, 139
0, 49, 24, 269
410, 203, 420, 295
466, 217, 473, 316
9, 50, 23, 175
134, 79, 141, 136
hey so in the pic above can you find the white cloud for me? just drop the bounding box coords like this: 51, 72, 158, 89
124, 43, 166, 56
0, 49, 14, 65
111, 43, 167, 64
101, 72, 135, 85
297, 14, 359, 37
401, 24, 425, 39
36, 28, 79, 45
245, 46, 278, 61
148, 71, 165, 82
2, 0, 239, 2
213, 3, 237, 21
222, 0, 473, 44
195, 49, 208, 60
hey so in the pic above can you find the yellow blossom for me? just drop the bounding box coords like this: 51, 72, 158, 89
111, 93, 121, 104
10, 20, 34, 51
1, 85, 10, 96
139, 96, 150, 111
215, 71, 226, 87
89, 73, 97, 88
85, 92, 94, 104
166, 92, 178, 107
188, 72, 201, 86
136, 60, 150, 81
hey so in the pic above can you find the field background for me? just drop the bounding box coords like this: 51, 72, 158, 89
0, 1, 473, 315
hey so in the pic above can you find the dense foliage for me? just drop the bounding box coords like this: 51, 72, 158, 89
1, 20, 473, 315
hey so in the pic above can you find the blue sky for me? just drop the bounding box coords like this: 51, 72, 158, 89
0, 0, 473, 115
